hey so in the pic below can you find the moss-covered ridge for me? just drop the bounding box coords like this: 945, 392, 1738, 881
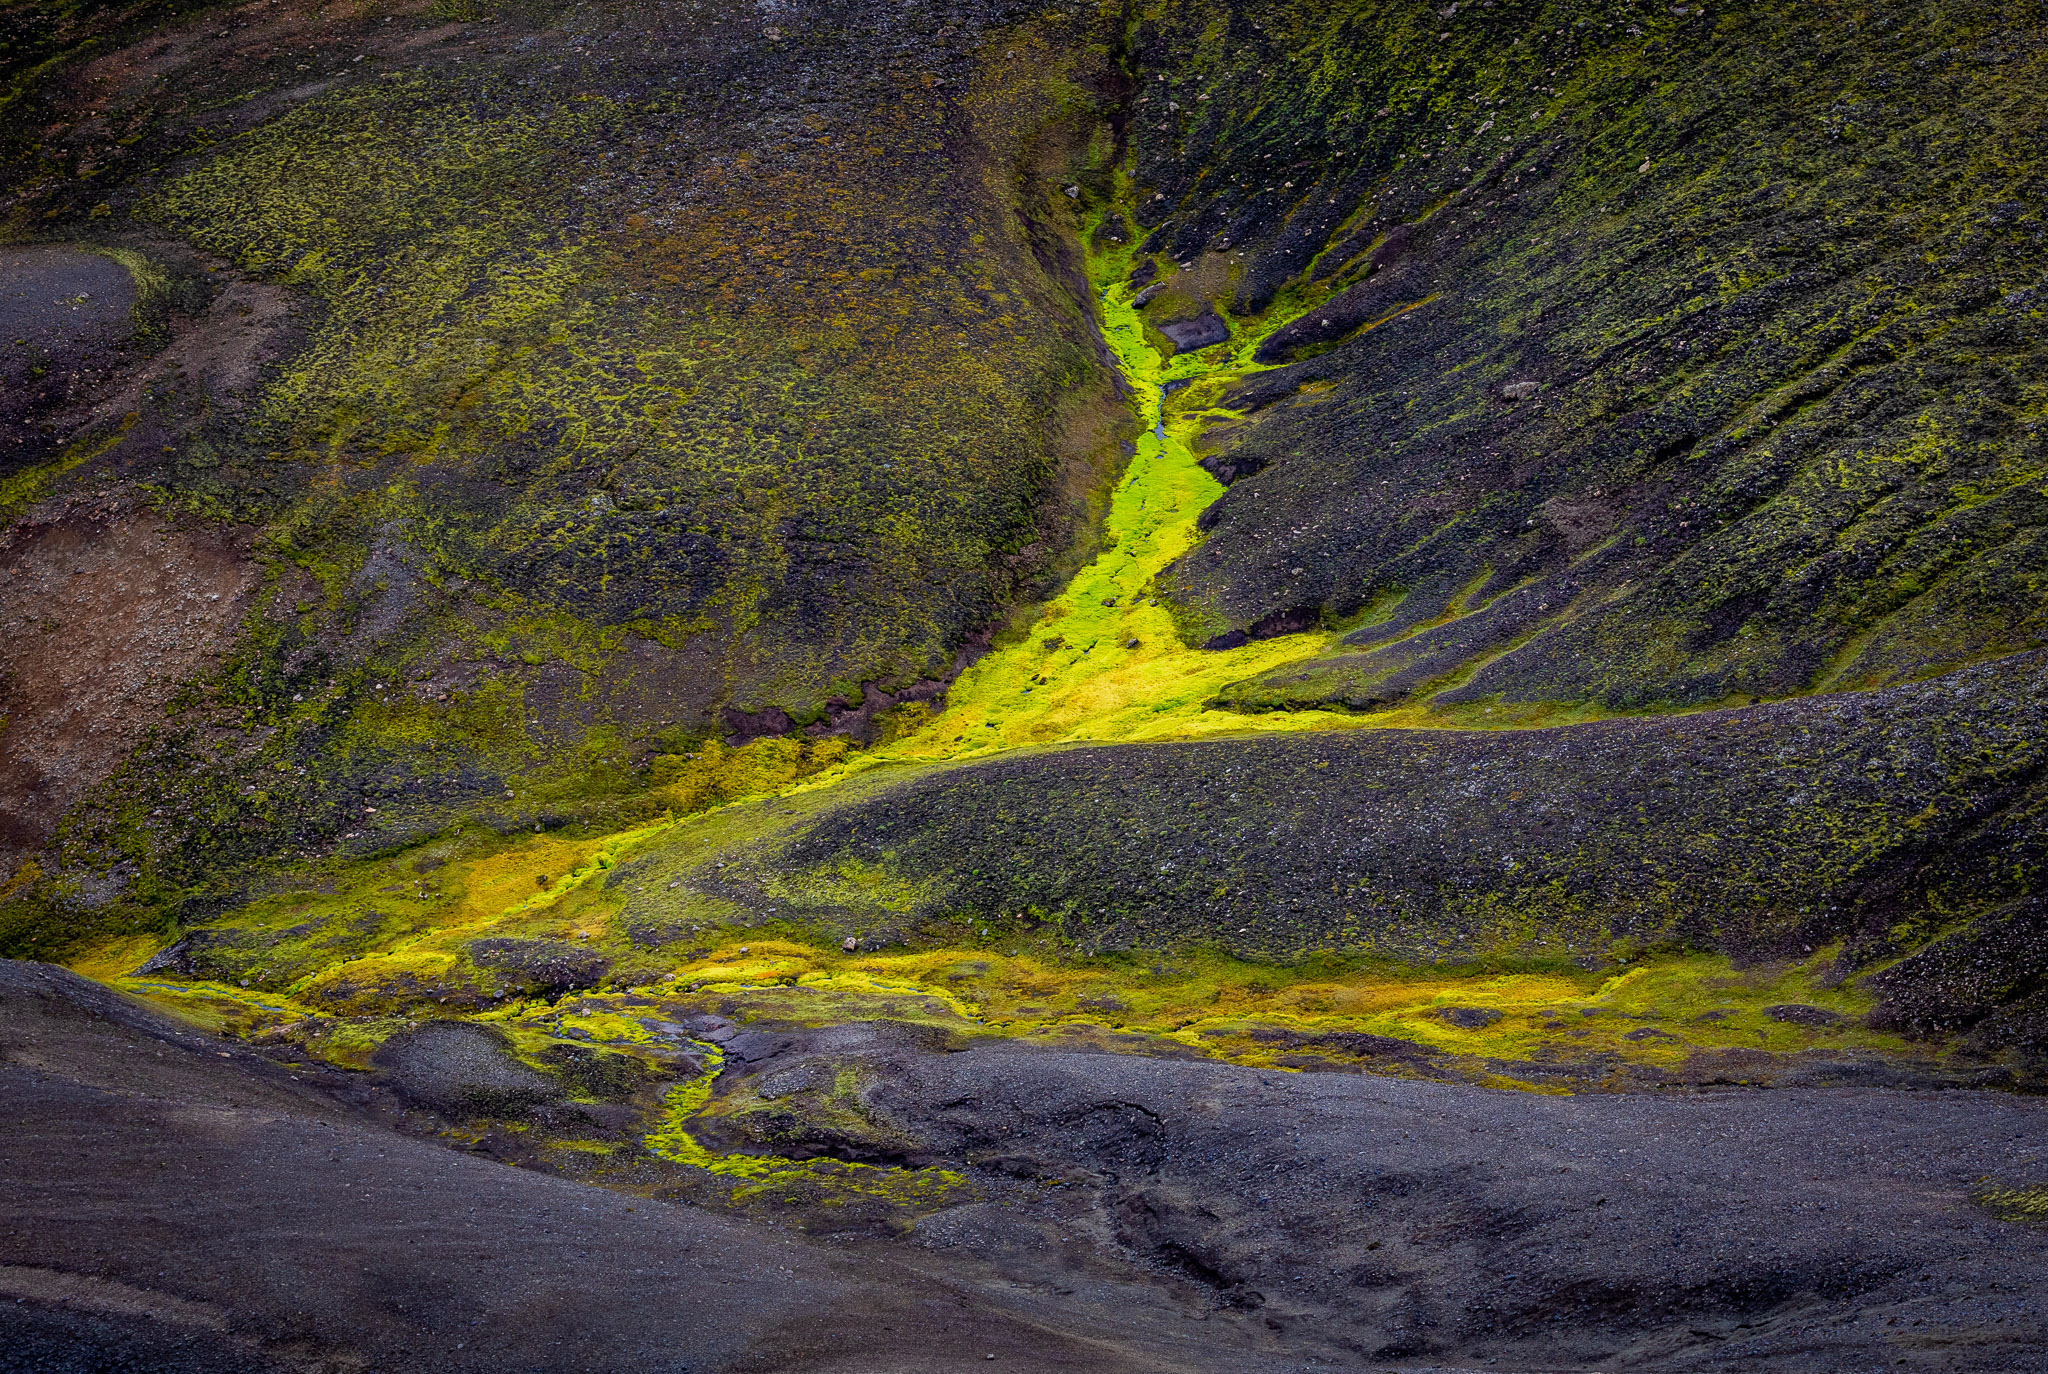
708, 648, 2048, 1052
109, 638, 2014, 1096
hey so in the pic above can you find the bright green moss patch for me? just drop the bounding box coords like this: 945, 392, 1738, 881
839, 174, 1391, 763
112, 874, 1923, 1089
92, 852, 1930, 1095
1975, 1184, 2048, 1229
644, 1042, 974, 1218
810, 165, 1651, 766
623, 939, 1915, 1086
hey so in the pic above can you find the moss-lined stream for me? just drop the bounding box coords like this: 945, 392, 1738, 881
873, 195, 1370, 760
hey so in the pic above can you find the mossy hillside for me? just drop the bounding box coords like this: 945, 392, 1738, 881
77, 685, 2007, 1171
1, 0, 1158, 955
121, 638, 2004, 1072
13, 0, 2045, 1100
138, 8, 1129, 720
1108, 0, 2048, 717
19, 0, 2040, 954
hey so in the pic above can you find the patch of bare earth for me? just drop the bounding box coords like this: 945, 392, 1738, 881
0, 500, 256, 871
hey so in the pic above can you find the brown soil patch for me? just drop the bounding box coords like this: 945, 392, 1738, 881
0, 499, 256, 870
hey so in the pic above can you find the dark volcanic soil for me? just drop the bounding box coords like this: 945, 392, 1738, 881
0, 247, 136, 476
864, 1044, 2048, 1371
0, 962, 1263, 1374
5, 961, 2046, 1373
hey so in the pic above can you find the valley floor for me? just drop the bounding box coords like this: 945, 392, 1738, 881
5, 960, 2047, 1374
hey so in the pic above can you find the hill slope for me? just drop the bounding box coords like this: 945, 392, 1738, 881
1125, 0, 2048, 716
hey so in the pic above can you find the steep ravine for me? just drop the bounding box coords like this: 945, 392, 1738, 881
860, 180, 1366, 760
48, 162, 2048, 1132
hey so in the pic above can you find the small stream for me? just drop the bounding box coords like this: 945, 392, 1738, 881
855, 238, 1361, 762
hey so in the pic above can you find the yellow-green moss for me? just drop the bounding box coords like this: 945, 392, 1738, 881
644, 1042, 973, 1216
1975, 1184, 2048, 1229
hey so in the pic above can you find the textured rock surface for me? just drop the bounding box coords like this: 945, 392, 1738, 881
861, 1043, 2048, 1371
0, 962, 1292, 1374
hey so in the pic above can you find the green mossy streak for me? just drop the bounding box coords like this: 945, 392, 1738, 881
644, 1043, 972, 1215
1975, 1183, 2048, 1228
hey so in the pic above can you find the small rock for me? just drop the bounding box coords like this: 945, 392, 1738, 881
1502, 380, 1540, 401
1431, 1006, 1502, 1030
1765, 1004, 1847, 1027
1158, 309, 1231, 354
373, 1022, 563, 1118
